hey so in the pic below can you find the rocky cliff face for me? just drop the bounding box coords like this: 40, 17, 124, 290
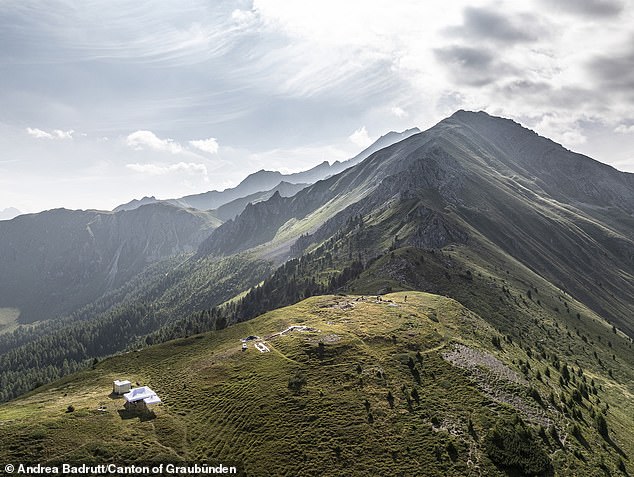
447, 110, 634, 211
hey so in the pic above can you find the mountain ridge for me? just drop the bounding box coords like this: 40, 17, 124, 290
198, 110, 634, 335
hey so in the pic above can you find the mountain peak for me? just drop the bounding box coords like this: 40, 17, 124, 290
447, 110, 521, 129
451, 109, 488, 118
113, 196, 158, 213
243, 169, 283, 181
447, 110, 535, 136
381, 127, 421, 139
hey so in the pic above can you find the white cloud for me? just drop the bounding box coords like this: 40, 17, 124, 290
26, 127, 53, 139
253, 0, 461, 51
349, 126, 372, 148
189, 137, 219, 154
232, 9, 257, 26
125, 162, 208, 176
391, 106, 408, 118
533, 113, 587, 146
614, 124, 634, 134
250, 0, 463, 99
126, 130, 183, 154
26, 127, 74, 140
53, 129, 74, 139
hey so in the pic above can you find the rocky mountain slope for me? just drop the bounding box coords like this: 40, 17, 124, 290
200, 111, 634, 335
0, 203, 220, 323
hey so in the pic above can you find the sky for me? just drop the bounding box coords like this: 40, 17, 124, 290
1, 0, 634, 214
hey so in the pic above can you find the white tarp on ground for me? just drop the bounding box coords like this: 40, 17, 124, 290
143, 395, 161, 405
123, 386, 161, 405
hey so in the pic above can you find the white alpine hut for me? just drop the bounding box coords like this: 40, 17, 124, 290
113, 379, 131, 395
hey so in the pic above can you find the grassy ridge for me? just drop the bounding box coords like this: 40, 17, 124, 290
1, 292, 630, 475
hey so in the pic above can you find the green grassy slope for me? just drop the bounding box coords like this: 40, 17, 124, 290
1, 292, 631, 476
0, 252, 273, 402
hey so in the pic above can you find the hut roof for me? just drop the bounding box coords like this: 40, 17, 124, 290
123, 386, 161, 405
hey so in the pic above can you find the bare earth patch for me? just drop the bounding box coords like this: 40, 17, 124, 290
443, 343, 552, 428
316, 334, 341, 343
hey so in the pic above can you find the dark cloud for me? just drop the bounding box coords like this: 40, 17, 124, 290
435, 46, 494, 70
434, 46, 513, 86
495, 80, 597, 109
498, 79, 551, 95
452, 7, 540, 43
545, 0, 625, 17
588, 45, 634, 95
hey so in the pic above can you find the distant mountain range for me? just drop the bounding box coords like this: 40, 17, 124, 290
0, 203, 220, 323
114, 127, 421, 213
0, 128, 419, 324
